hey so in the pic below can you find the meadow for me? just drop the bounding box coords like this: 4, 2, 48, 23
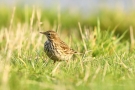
0, 6, 135, 90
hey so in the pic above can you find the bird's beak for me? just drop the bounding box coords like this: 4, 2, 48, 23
40, 32, 46, 35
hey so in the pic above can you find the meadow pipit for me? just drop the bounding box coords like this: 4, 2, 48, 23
40, 30, 76, 63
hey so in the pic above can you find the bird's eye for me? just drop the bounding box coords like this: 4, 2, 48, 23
48, 33, 51, 36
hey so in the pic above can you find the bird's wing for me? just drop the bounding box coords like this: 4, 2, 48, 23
59, 41, 76, 54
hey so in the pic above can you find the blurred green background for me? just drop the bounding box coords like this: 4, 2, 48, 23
0, 0, 135, 39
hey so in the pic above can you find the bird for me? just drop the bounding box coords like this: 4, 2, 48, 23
40, 30, 77, 63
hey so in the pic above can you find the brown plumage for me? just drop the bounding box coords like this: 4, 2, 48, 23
40, 30, 76, 63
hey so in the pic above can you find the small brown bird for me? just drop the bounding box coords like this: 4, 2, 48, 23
40, 30, 77, 63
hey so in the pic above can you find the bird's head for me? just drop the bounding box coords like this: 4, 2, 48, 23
40, 30, 60, 41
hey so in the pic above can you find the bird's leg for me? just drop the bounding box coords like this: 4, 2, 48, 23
53, 60, 56, 64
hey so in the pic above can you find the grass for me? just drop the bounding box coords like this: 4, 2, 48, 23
0, 7, 135, 90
